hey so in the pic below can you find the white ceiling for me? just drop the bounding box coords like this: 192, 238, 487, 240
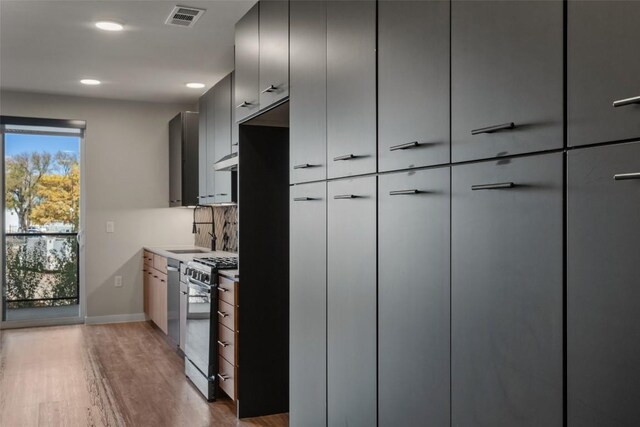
0, 0, 255, 103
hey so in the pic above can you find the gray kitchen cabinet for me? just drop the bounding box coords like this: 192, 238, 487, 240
206, 86, 216, 202
169, 112, 199, 207
378, 168, 450, 426
326, 0, 376, 179
259, 0, 289, 109
327, 176, 376, 427
451, 0, 563, 162
290, 0, 327, 184
568, 141, 640, 426
234, 3, 260, 123
451, 153, 563, 426
198, 93, 209, 204
568, 1, 640, 147
213, 74, 232, 203
378, 0, 450, 172
290, 182, 327, 427
231, 71, 239, 154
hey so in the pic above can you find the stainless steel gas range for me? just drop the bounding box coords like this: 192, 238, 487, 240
183, 256, 238, 401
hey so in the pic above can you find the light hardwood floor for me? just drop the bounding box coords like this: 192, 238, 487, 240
0, 322, 289, 427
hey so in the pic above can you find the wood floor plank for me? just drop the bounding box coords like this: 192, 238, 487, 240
0, 322, 288, 427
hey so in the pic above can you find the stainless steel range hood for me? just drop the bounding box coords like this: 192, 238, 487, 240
213, 152, 238, 171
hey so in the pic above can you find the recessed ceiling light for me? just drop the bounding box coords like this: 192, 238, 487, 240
186, 82, 205, 89
80, 79, 101, 86
95, 21, 124, 32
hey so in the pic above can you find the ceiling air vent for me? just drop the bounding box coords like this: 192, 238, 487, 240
165, 5, 206, 27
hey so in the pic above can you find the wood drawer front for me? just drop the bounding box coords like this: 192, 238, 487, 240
218, 324, 236, 365
218, 300, 236, 331
218, 355, 237, 401
217, 276, 237, 306
144, 251, 153, 266
153, 254, 167, 274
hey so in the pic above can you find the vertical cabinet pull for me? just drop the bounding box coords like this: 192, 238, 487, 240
389, 141, 420, 151
612, 96, 640, 108
614, 172, 640, 181
333, 154, 356, 161
471, 182, 515, 191
471, 122, 515, 135
389, 189, 420, 195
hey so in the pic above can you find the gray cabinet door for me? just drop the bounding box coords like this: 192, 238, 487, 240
213, 74, 232, 203
206, 88, 216, 202
378, 168, 450, 426
327, 0, 376, 179
169, 113, 183, 207
451, 153, 563, 426
327, 176, 376, 427
568, 142, 640, 426
290, 0, 327, 184
198, 94, 209, 204
235, 3, 260, 122
378, 0, 450, 172
451, 0, 563, 162
231, 71, 239, 154
568, 1, 640, 147
259, 0, 289, 109
290, 182, 327, 427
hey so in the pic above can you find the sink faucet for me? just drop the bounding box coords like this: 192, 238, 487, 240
208, 231, 217, 252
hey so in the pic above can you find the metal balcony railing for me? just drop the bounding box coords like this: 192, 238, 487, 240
3, 232, 79, 310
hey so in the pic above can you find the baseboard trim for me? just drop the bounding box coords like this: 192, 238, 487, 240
84, 313, 146, 325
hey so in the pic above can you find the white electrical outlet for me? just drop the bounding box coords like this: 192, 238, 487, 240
106, 221, 115, 233
114, 275, 123, 287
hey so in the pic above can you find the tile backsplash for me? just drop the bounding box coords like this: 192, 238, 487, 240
193, 204, 238, 253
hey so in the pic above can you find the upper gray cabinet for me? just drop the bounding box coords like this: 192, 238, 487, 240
198, 92, 209, 204
213, 74, 232, 203
451, 153, 563, 426
231, 72, 239, 153
451, 0, 563, 162
259, 0, 289, 108
568, 141, 640, 426
290, 0, 327, 184
568, 1, 640, 147
378, 0, 450, 172
326, 0, 376, 179
378, 168, 450, 426
235, 3, 260, 122
169, 112, 199, 207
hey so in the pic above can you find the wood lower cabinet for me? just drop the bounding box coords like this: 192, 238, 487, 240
378, 168, 450, 426
290, 182, 327, 427
217, 277, 239, 402
568, 1, 640, 147
568, 141, 640, 425
327, 176, 377, 427
451, 0, 563, 162
451, 153, 563, 426
143, 253, 168, 334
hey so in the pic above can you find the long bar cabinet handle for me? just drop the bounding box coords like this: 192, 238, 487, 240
218, 374, 229, 381
293, 163, 312, 169
334, 194, 357, 199
614, 172, 640, 181
612, 96, 640, 108
237, 101, 251, 108
217, 340, 229, 348
261, 85, 277, 93
294, 197, 316, 202
217, 311, 229, 318
389, 189, 420, 195
471, 122, 515, 135
333, 154, 356, 161
471, 182, 515, 191
389, 141, 419, 151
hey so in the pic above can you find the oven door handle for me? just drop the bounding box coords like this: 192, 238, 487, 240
187, 279, 212, 294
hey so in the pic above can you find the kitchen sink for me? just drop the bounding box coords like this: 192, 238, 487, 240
166, 249, 208, 254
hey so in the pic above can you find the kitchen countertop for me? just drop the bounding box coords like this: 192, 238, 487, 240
144, 245, 239, 280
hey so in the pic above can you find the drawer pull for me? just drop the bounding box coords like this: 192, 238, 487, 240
217, 311, 229, 318
471, 122, 515, 135
294, 197, 316, 202
471, 182, 515, 191
293, 163, 313, 169
389, 141, 419, 151
180, 291, 188, 295
389, 189, 420, 195
217, 340, 229, 348
613, 96, 640, 108
218, 373, 229, 382
218, 287, 229, 293
334, 194, 357, 200
261, 84, 278, 93
614, 172, 640, 181
333, 154, 356, 161
237, 101, 251, 108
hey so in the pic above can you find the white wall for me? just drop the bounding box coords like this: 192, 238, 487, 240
1, 90, 196, 319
